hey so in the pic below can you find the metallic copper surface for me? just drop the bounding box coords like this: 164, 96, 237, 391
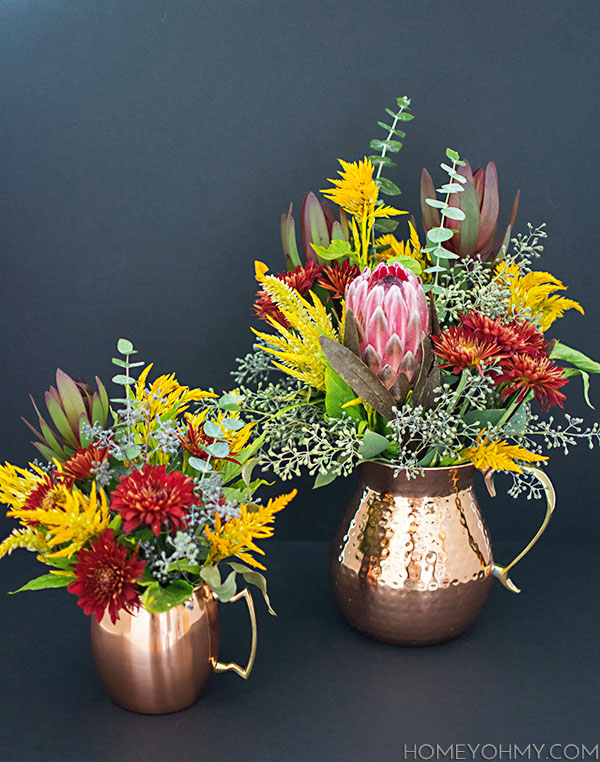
330, 463, 494, 646
91, 585, 220, 714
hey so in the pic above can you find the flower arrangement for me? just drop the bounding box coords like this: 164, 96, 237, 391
0, 339, 294, 623
236, 96, 600, 496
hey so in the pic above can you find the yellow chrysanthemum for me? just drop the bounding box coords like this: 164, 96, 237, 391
321, 158, 404, 220
11, 482, 110, 558
205, 490, 296, 569
320, 158, 407, 268
375, 221, 428, 274
135, 364, 218, 421
460, 437, 547, 473
252, 263, 339, 390
0, 526, 50, 559
497, 262, 584, 332
0, 462, 49, 511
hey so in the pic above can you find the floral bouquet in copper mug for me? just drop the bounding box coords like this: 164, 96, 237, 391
234, 96, 600, 645
0, 339, 294, 712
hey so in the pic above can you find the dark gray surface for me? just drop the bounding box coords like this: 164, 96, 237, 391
0, 539, 597, 762
0, 0, 599, 540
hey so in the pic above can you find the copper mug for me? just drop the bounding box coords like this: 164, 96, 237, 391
91, 584, 257, 714
330, 462, 555, 646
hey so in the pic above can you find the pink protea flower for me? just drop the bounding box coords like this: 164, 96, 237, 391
345, 262, 430, 395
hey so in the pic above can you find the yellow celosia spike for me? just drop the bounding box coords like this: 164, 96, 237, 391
0, 527, 49, 559
461, 437, 547, 473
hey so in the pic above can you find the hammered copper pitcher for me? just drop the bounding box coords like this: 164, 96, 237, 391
330, 462, 554, 646
91, 584, 257, 713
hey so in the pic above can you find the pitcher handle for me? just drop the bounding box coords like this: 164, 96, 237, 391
214, 587, 258, 679
482, 464, 555, 594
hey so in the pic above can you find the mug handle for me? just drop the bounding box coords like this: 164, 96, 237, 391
214, 588, 258, 680
482, 464, 555, 594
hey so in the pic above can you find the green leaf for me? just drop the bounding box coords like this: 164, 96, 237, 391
125, 445, 141, 459
395, 112, 414, 121
112, 357, 128, 368
427, 227, 455, 243
142, 579, 194, 613
358, 430, 391, 460
440, 206, 466, 221
373, 219, 399, 234
440, 163, 467, 183
229, 562, 276, 616
503, 404, 531, 435
374, 177, 401, 196
108, 514, 122, 532
310, 239, 353, 261
446, 148, 460, 162
425, 199, 447, 209
369, 138, 403, 153
325, 366, 365, 421
210, 571, 238, 602
319, 337, 397, 420
431, 247, 459, 260
562, 367, 594, 409
368, 155, 396, 168
117, 338, 134, 354
112, 375, 135, 385
463, 409, 505, 427
203, 420, 223, 439
10, 573, 75, 593
313, 467, 340, 489
384, 254, 421, 276
550, 342, 600, 374
200, 565, 222, 590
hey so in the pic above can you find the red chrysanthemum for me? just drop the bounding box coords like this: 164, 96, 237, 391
253, 262, 323, 325
432, 325, 505, 376
68, 529, 145, 624
460, 312, 547, 356
317, 259, 361, 299
178, 422, 240, 465
494, 353, 568, 411
111, 464, 196, 536
58, 445, 112, 486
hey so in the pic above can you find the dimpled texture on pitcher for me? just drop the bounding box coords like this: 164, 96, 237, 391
330, 462, 493, 646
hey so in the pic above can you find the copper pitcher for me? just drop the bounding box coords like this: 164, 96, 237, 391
330, 462, 554, 646
91, 584, 257, 714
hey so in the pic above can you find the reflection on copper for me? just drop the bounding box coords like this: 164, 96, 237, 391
331, 463, 494, 646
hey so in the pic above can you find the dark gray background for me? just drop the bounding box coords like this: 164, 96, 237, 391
0, 3, 598, 759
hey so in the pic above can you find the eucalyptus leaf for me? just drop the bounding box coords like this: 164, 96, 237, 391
425, 199, 447, 209
437, 183, 464, 193
446, 148, 460, 161
395, 112, 414, 121
368, 155, 396, 168
117, 338, 134, 354
369, 138, 403, 153
504, 404, 531, 435
203, 420, 223, 439
440, 206, 466, 221
205, 441, 230, 459
188, 457, 212, 473
426, 227, 455, 243
112, 375, 135, 385
218, 391, 243, 411
221, 417, 246, 431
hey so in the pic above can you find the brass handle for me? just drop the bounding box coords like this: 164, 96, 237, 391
214, 588, 258, 680
483, 464, 555, 594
